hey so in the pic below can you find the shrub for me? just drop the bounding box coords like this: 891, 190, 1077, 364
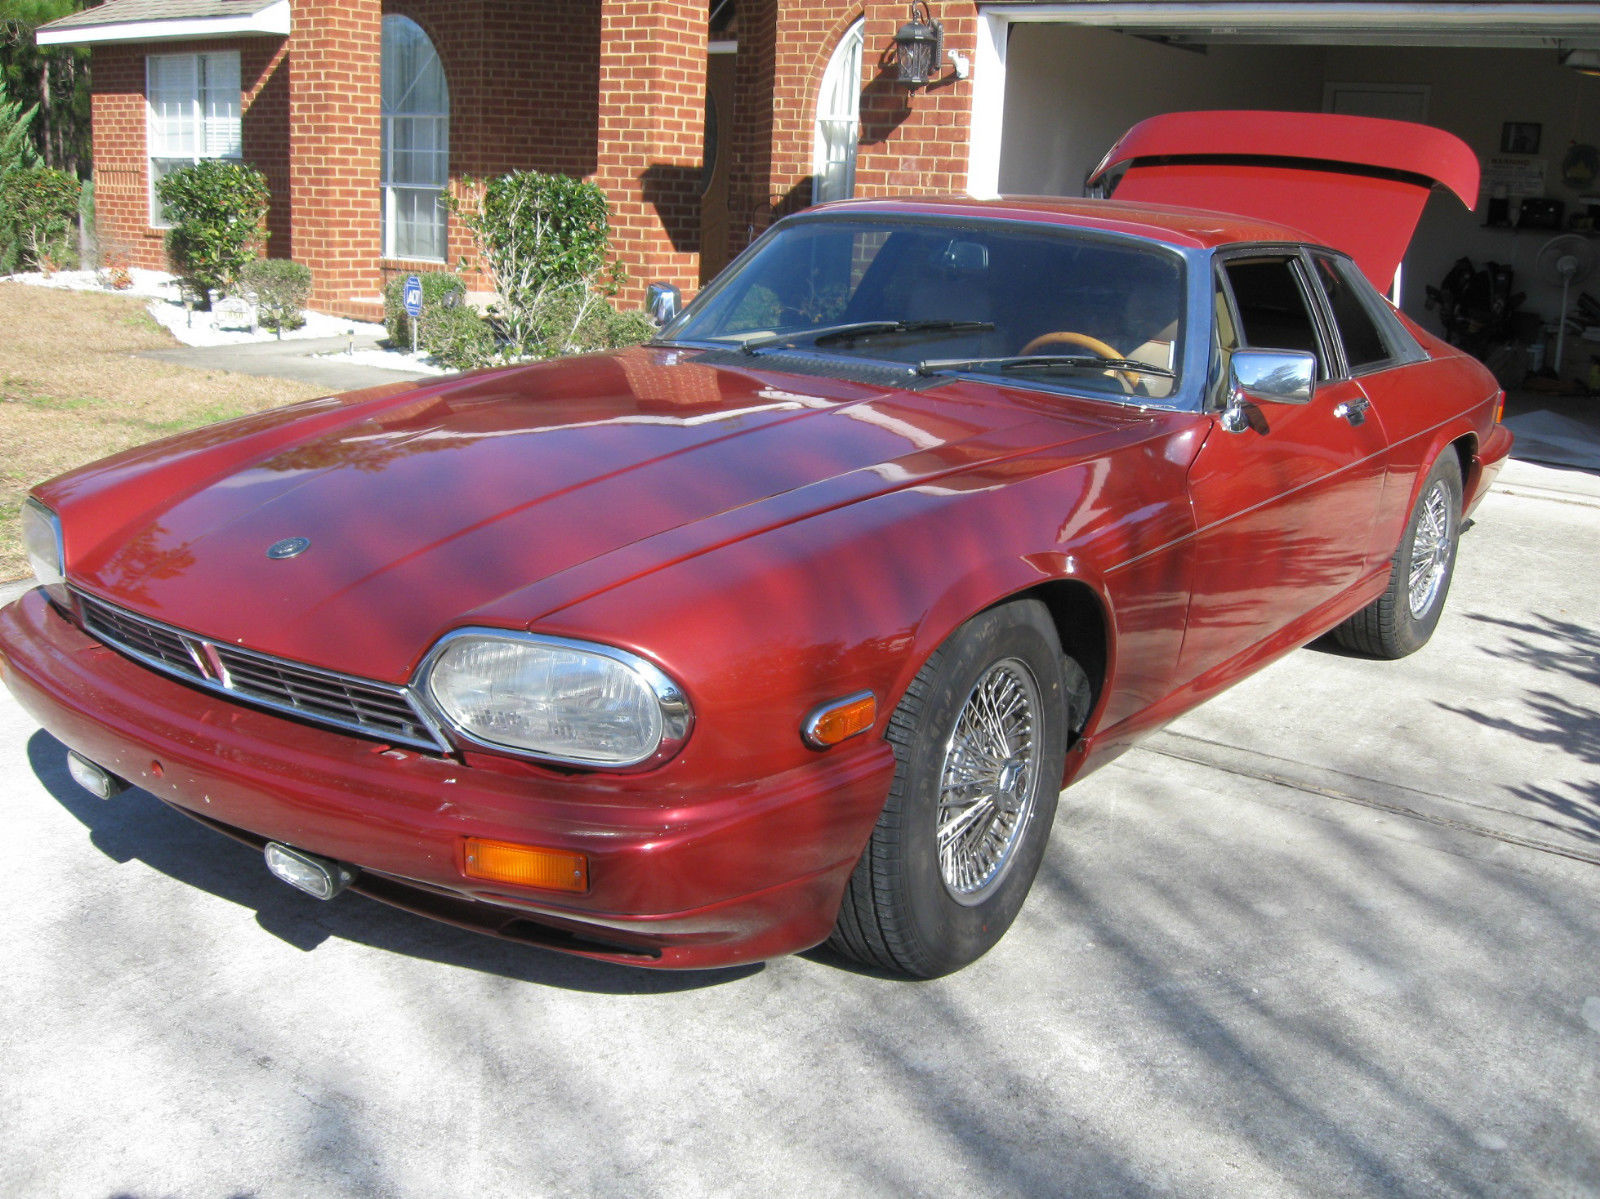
451, 171, 619, 357
240, 258, 313, 333
419, 303, 498, 370
534, 284, 656, 356
155, 160, 270, 307
383, 271, 465, 344
0, 167, 82, 273
0, 79, 40, 178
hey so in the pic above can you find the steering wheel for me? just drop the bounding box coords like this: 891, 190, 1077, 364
1017, 330, 1139, 391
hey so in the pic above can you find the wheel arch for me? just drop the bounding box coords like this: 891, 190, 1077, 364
1003, 577, 1109, 738
1448, 430, 1480, 511
898, 565, 1114, 749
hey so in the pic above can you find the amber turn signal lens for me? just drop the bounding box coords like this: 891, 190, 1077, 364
463, 838, 588, 893
802, 691, 877, 749
1493, 390, 1507, 425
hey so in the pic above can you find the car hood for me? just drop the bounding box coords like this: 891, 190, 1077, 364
49, 347, 1142, 682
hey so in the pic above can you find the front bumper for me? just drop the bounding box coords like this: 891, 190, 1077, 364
0, 589, 896, 968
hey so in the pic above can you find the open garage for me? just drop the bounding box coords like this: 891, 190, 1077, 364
971, 2, 1600, 459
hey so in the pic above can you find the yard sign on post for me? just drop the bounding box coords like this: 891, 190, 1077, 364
402, 275, 423, 356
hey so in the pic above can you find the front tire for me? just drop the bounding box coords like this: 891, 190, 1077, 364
828, 600, 1078, 977
1334, 452, 1462, 659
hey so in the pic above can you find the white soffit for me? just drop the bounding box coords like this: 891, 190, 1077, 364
36, 0, 290, 47
977, 3, 1600, 48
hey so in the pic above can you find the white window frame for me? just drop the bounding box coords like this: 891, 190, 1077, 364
812, 20, 864, 204
381, 15, 450, 263
145, 51, 242, 228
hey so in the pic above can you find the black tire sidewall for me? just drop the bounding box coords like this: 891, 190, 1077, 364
891, 602, 1069, 976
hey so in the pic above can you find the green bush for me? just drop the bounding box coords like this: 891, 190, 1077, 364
155, 160, 270, 307
0, 167, 82, 273
240, 258, 312, 333
451, 171, 619, 357
0, 79, 40, 178
419, 303, 498, 370
533, 285, 655, 356
383, 271, 465, 344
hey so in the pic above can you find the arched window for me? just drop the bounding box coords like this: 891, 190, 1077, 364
381, 15, 449, 261
812, 20, 863, 204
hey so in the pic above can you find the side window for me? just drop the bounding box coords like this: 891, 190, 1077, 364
1220, 257, 1326, 378
1312, 255, 1392, 371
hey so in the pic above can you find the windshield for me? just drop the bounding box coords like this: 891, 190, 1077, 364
667, 215, 1186, 400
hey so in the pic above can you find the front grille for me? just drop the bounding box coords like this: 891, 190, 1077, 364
76, 591, 449, 753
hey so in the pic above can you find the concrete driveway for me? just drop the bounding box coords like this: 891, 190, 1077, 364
1, 460, 1597, 1198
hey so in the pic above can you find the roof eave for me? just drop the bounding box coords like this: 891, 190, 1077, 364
36, 0, 290, 47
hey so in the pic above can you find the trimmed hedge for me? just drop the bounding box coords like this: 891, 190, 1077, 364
0, 167, 81, 273
155, 160, 270, 307
240, 258, 313, 333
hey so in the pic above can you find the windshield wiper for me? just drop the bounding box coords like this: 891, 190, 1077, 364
741, 319, 995, 354
916, 354, 1176, 379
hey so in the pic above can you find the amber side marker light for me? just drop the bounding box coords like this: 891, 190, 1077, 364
803, 691, 878, 749
464, 837, 589, 893
1493, 391, 1507, 425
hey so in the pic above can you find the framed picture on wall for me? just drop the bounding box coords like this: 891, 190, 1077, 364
1501, 122, 1542, 155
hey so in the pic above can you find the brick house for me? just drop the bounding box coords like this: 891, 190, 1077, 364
38, 1, 1600, 331
39, 0, 980, 322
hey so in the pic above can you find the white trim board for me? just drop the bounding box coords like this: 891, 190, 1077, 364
37, 0, 290, 46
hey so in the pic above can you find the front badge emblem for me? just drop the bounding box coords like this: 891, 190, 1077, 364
267, 537, 311, 560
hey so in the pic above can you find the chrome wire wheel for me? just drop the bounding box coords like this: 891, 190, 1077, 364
1407, 478, 1455, 619
935, 657, 1043, 904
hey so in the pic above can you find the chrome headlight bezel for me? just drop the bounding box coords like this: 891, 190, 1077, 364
417, 628, 693, 769
19, 497, 67, 604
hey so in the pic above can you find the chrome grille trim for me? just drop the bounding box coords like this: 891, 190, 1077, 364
75, 590, 451, 754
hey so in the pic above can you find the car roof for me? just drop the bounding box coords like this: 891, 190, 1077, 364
804, 194, 1319, 254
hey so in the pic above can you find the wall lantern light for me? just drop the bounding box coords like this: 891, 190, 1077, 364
1561, 49, 1600, 77
894, 2, 943, 87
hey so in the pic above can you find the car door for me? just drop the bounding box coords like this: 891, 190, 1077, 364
1177, 248, 1390, 688
1304, 249, 1439, 570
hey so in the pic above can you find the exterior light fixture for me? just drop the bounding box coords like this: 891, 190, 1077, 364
894, 2, 943, 87
1561, 48, 1600, 77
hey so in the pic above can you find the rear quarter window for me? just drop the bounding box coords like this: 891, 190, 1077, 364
1312, 254, 1420, 372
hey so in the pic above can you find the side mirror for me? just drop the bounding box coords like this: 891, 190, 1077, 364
646, 282, 682, 327
1221, 349, 1316, 433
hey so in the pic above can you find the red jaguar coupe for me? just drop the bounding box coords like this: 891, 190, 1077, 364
0, 112, 1511, 976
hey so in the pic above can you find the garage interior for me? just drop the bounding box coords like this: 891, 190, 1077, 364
984, 6, 1600, 467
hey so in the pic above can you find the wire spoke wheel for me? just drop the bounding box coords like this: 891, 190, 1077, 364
828, 599, 1075, 977
1332, 453, 1462, 660
935, 657, 1042, 903
1407, 479, 1454, 618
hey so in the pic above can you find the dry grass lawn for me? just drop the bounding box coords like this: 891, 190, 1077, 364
0, 282, 323, 580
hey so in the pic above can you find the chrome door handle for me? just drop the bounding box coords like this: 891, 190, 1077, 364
1334, 397, 1370, 426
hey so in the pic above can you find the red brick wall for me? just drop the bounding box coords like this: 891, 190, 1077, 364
287, 0, 384, 318
725, 2, 976, 261
595, 0, 707, 306
88, 38, 291, 273
81, 3, 980, 317
381, 0, 601, 297
856, 2, 975, 197
86, 45, 155, 270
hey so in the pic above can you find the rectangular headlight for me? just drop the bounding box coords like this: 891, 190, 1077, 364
20, 498, 66, 601
422, 631, 692, 767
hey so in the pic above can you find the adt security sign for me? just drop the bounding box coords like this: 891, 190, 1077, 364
402, 274, 423, 353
